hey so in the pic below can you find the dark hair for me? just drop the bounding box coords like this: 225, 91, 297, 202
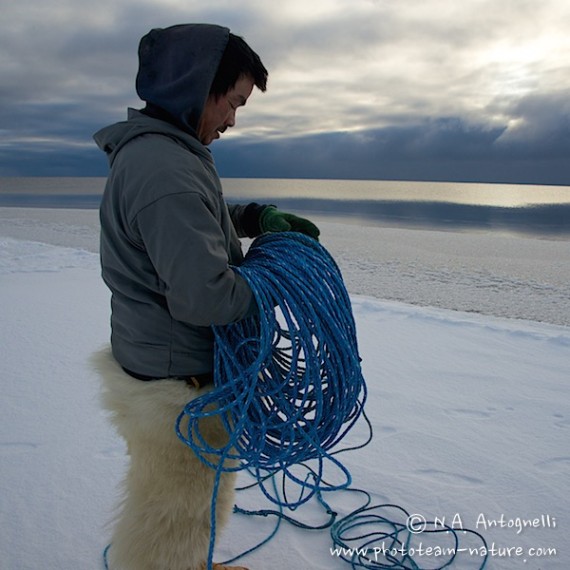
209, 33, 268, 98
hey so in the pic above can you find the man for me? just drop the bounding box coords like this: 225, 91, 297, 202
92, 24, 319, 570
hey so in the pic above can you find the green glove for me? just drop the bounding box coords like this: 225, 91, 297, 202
259, 206, 320, 240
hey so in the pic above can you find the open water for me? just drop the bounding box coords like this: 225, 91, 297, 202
1, 177, 569, 239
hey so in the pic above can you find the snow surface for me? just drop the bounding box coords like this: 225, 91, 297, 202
1, 208, 569, 570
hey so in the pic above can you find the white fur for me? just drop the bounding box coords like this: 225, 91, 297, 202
91, 347, 239, 570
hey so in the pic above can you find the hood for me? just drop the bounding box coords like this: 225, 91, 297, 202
93, 108, 211, 166
135, 23, 229, 136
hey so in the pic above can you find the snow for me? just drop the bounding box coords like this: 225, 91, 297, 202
1, 208, 569, 570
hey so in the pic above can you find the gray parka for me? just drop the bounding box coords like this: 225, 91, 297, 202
93, 25, 259, 378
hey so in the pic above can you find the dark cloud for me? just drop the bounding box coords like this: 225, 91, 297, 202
495, 90, 570, 158
1, 110, 568, 184
211, 114, 570, 185
0, 145, 106, 177
1, 0, 569, 184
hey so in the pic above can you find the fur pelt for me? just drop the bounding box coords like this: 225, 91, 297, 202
91, 347, 237, 570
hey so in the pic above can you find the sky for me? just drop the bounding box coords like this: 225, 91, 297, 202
1, 0, 569, 184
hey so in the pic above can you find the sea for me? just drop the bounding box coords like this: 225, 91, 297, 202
1, 177, 569, 239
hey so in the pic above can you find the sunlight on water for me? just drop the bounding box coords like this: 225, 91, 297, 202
221, 178, 570, 207
1, 177, 569, 207
1, 177, 569, 238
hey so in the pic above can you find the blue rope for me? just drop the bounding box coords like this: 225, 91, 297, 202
103, 543, 110, 570
176, 232, 367, 569
103, 231, 488, 569
330, 501, 489, 569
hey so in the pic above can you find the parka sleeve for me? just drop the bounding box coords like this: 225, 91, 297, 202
134, 192, 254, 327
227, 202, 267, 238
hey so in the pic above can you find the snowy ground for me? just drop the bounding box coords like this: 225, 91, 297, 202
1, 207, 569, 326
1, 208, 569, 569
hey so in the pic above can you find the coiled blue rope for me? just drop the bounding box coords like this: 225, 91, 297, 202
103, 231, 487, 569
176, 232, 367, 568
171, 231, 488, 570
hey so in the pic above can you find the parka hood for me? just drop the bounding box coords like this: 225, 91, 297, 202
135, 23, 230, 135
93, 108, 212, 166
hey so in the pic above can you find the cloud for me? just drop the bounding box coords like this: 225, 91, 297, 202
212, 113, 570, 184
1, 0, 569, 183
496, 90, 570, 156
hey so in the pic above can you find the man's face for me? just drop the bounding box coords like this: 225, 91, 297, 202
197, 75, 255, 145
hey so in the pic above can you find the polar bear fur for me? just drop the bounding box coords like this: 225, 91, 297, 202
91, 347, 237, 570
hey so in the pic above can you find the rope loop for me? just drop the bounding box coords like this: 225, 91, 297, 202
175, 232, 367, 569
172, 231, 488, 570
177, 232, 367, 500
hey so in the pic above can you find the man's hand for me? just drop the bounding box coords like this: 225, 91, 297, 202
259, 206, 320, 240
